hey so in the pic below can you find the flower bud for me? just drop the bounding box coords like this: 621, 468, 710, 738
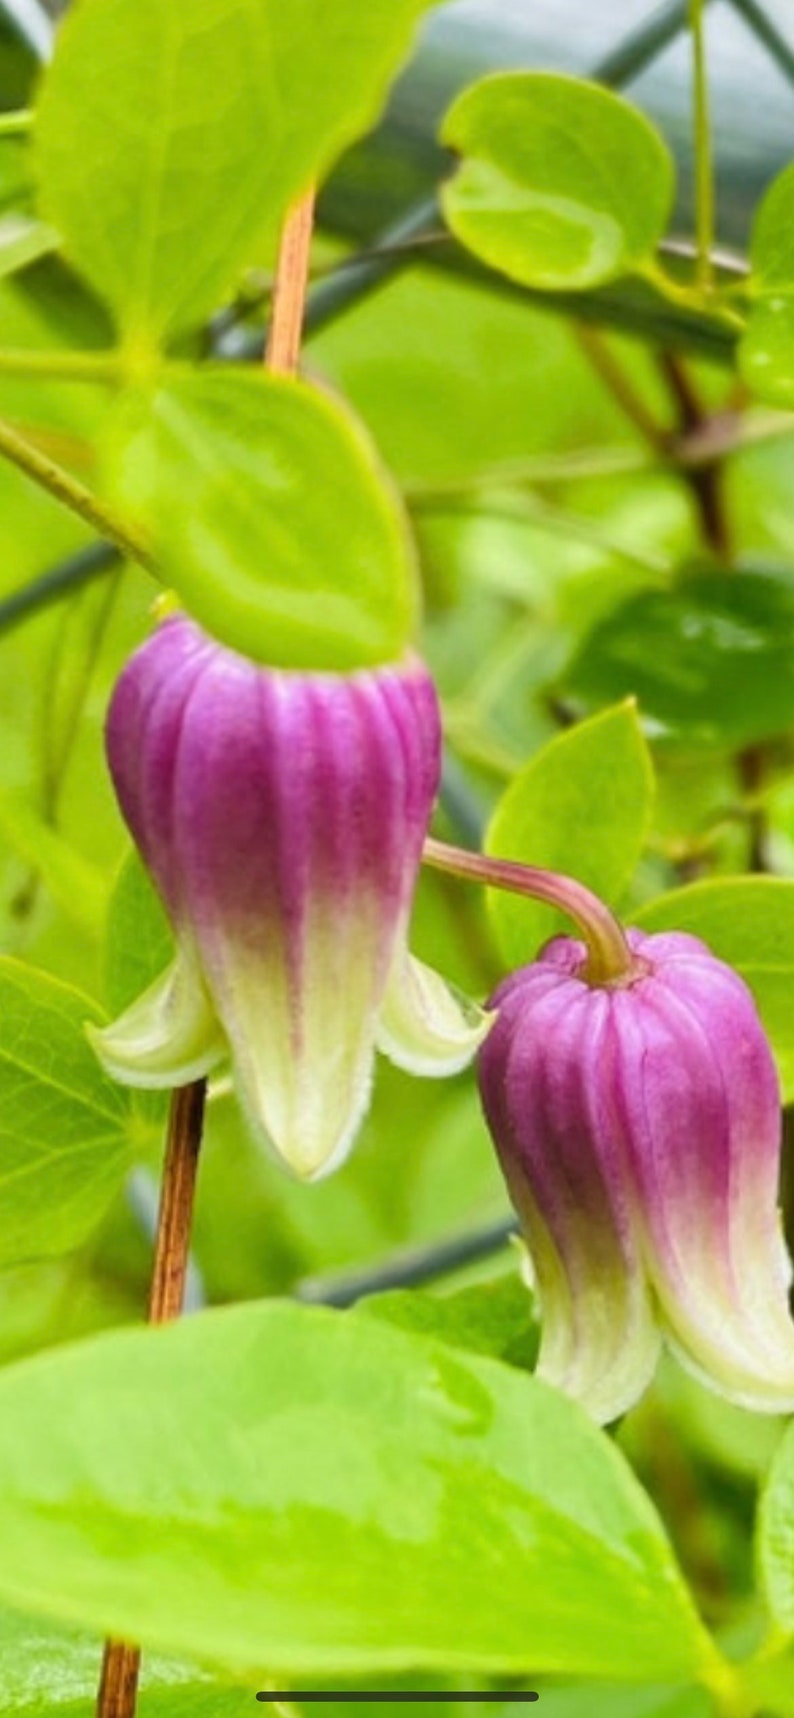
478, 928, 794, 1423
91, 614, 488, 1179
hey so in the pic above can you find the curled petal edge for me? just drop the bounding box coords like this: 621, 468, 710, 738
88, 952, 226, 1089
376, 948, 493, 1075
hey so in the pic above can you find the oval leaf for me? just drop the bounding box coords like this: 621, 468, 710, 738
635, 878, 794, 1101
739, 294, 794, 408
0, 1302, 715, 1682
105, 370, 420, 670
33, 0, 439, 344
564, 570, 794, 748
758, 1418, 794, 1637
441, 73, 674, 291
749, 162, 794, 293
0, 1602, 238, 1717
0, 958, 131, 1267
486, 703, 653, 968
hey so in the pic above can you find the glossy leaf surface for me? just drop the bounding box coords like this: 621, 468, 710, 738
565, 571, 794, 747
34, 0, 439, 342
441, 73, 673, 291
0, 1302, 712, 1681
0, 959, 131, 1266
105, 371, 420, 669
485, 703, 653, 967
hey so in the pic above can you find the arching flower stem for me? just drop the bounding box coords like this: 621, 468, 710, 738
422, 836, 640, 987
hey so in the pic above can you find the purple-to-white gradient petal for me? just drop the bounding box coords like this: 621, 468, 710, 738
479, 925, 794, 1420
617, 934, 794, 1409
479, 964, 660, 1424
99, 614, 451, 1179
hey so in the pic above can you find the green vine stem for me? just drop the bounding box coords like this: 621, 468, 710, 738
0, 348, 122, 382
689, 0, 715, 296
0, 108, 32, 137
0, 416, 151, 567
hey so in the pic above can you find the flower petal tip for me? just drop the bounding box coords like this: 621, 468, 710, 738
377, 950, 493, 1076
89, 955, 225, 1090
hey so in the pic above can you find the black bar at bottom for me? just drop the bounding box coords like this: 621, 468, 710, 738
255, 1695, 540, 1703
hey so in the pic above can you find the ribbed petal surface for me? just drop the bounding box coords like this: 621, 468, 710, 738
101, 615, 443, 1179
479, 930, 794, 1421
479, 940, 660, 1425
616, 930, 794, 1411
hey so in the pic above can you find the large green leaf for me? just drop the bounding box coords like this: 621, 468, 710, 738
33, 0, 438, 344
635, 878, 794, 1101
106, 370, 419, 669
0, 1301, 715, 1682
564, 570, 794, 748
0, 216, 56, 281
739, 294, 794, 408
441, 73, 673, 291
741, 163, 794, 406
0, 958, 132, 1266
749, 162, 794, 293
536, 1688, 710, 1718
757, 1418, 794, 1637
360, 1267, 537, 1370
0, 789, 108, 941
485, 702, 653, 968
0, 1603, 248, 1717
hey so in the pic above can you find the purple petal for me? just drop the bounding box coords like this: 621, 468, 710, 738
103, 616, 443, 1178
479, 963, 659, 1423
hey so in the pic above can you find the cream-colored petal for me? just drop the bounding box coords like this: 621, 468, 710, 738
376, 947, 492, 1076
88, 951, 225, 1088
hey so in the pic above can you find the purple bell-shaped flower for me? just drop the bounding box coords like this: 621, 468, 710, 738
91, 614, 488, 1180
478, 925, 794, 1423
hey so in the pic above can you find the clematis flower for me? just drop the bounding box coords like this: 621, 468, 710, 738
478, 924, 794, 1424
90, 614, 488, 1180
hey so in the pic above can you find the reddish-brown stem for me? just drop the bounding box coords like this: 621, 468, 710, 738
96, 188, 316, 1718
658, 351, 731, 561
265, 188, 316, 375
575, 325, 666, 452
95, 1080, 207, 1718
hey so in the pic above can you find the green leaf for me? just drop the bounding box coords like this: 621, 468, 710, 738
360, 1266, 538, 1369
485, 702, 653, 967
742, 1649, 794, 1718
635, 878, 794, 1101
0, 215, 57, 281
0, 958, 131, 1267
33, 0, 438, 344
0, 1602, 252, 1717
742, 165, 794, 404
440, 73, 673, 292
102, 849, 174, 1137
104, 848, 174, 1017
0, 788, 108, 940
105, 370, 420, 669
0, 138, 33, 216
757, 1417, 794, 1637
749, 162, 794, 293
564, 570, 794, 748
536, 1687, 710, 1718
739, 294, 794, 407
0, 1301, 715, 1682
